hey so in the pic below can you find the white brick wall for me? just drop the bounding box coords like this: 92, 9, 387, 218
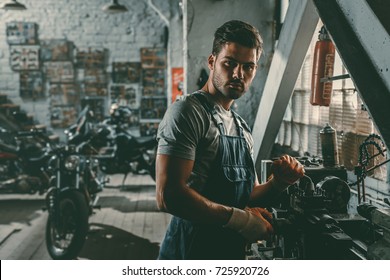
0, 0, 179, 128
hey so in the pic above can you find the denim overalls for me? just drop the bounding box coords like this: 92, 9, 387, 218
158, 92, 256, 259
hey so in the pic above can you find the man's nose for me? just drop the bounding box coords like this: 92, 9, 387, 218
233, 65, 244, 79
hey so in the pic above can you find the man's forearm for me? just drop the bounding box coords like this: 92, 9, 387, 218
162, 183, 233, 226
248, 178, 288, 207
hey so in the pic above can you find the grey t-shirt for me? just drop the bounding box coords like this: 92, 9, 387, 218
157, 91, 254, 189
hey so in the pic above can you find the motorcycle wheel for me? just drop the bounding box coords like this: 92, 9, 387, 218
45, 190, 89, 260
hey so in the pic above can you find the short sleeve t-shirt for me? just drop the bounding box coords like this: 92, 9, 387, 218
157, 91, 254, 189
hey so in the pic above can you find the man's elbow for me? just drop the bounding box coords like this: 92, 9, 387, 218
156, 185, 168, 212
156, 182, 176, 212
156, 193, 168, 212
156, 183, 182, 214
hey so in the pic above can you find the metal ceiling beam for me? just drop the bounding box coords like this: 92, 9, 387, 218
252, 0, 319, 170
312, 0, 390, 150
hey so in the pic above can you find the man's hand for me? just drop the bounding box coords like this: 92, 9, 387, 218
245, 207, 273, 225
224, 207, 273, 242
270, 155, 304, 191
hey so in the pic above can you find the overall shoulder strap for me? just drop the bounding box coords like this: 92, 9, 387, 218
192, 92, 225, 135
231, 110, 251, 133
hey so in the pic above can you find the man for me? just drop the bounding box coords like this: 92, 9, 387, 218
156, 20, 304, 260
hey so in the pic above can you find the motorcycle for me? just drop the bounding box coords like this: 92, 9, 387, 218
0, 128, 51, 194
65, 104, 157, 184
45, 140, 107, 260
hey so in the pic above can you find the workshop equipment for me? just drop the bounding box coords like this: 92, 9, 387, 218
320, 123, 339, 168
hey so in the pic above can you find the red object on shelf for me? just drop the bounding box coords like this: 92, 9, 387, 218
310, 26, 335, 106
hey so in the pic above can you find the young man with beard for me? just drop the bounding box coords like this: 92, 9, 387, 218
156, 20, 304, 260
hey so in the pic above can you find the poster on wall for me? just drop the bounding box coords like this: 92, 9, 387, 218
140, 98, 167, 119
40, 39, 74, 61
110, 84, 140, 109
49, 83, 79, 106
20, 71, 44, 100
171, 67, 184, 102
76, 47, 108, 69
84, 69, 108, 84
112, 62, 141, 83
6, 21, 38, 45
142, 68, 165, 96
10, 45, 40, 71
84, 84, 108, 97
140, 48, 166, 69
44, 61, 75, 83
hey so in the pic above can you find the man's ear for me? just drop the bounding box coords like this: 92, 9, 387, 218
207, 54, 215, 71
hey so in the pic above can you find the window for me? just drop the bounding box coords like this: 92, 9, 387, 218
275, 23, 388, 205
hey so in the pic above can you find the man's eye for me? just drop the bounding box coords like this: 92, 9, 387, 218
224, 61, 235, 67
244, 65, 255, 71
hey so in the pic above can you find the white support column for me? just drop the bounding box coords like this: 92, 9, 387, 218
336, 0, 390, 91
182, 0, 188, 96
252, 0, 319, 169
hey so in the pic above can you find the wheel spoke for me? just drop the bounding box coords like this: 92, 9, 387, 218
45, 191, 89, 259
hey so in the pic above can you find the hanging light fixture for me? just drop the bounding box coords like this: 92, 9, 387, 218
0, 0, 27, 10
102, 0, 128, 14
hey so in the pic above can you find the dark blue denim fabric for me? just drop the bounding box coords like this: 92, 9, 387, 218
158, 92, 256, 260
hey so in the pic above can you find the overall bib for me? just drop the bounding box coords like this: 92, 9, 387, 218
158, 93, 256, 260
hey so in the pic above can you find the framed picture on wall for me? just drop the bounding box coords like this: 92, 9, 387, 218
40, 39, 74, 61
76, 47, 108, 69
84, 69, 108, 84
112, 62, 141, 83
140, 48, 166, 69
44, 61, 75, 83
110, 84, 140, 109
20, 71, 44, 100
142, 68, 165, 96
6, 21, 38, 45
49, 83, 79, 106
140, 97, 167, 119
84, 84, 108, 97
10, 45, 40, 71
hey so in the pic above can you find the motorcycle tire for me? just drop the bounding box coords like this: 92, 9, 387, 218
45, 190, 89, 260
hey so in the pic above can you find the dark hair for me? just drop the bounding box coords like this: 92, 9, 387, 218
212, 20, 263, 60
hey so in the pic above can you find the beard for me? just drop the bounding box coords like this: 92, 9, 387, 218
212, 71, 246, 100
